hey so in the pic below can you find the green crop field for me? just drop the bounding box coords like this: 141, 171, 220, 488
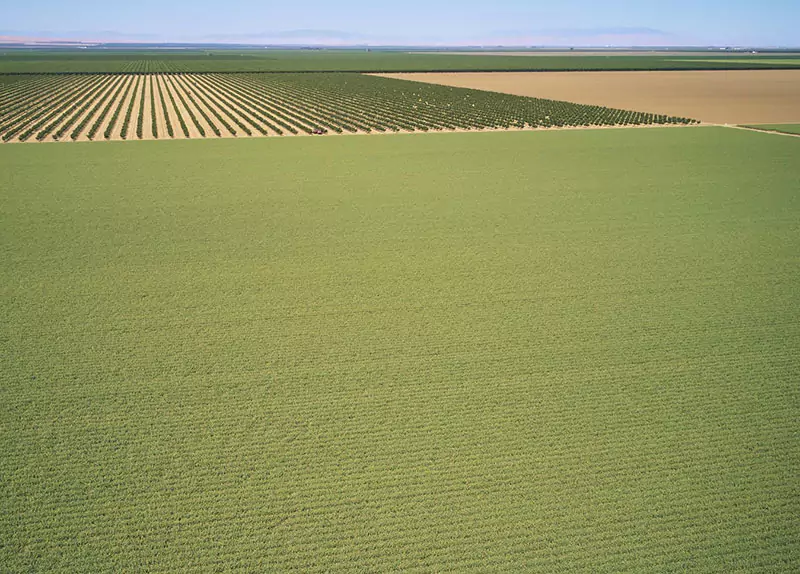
2, 49, 800, 73
672, 58, 800, 65
743, 123, 800, 135
1, 127, 799, 572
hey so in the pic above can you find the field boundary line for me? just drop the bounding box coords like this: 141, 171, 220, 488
1, 122, 706, 145
717, 124, 800, 138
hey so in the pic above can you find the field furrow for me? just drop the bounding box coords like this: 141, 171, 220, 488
107, 76, 137, 140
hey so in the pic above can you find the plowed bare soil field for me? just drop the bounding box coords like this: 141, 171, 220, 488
378, 70, 800, 124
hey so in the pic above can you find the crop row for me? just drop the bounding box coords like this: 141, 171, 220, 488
0, 73, 698, 143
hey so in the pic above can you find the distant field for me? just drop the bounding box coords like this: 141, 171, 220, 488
2, 128, 798, 571
0, 72, 694, 143
743, 123, 800, 135
381, 70, 800, 124
671, 58, 800, 65
2, 50, 800, 73
418, 50, 800, 58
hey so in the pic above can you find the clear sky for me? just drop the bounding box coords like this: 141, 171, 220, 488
2, 0, 798, 47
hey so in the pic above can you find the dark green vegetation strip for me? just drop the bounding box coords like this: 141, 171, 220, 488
2, 50, 800, 73
1, 128, 798, 571
742, 123, 800, 135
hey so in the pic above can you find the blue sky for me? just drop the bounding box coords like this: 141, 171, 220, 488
2, 0, 798, 46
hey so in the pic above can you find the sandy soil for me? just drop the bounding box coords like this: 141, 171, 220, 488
122, 77, 144, 140
156, 76, 187, 139
150, 76, 171, 139
376, 70, 800, 124
136, 76, 155, 140
108, 77, 138, 141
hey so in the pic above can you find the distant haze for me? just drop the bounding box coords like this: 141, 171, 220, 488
2, 0, 798, 47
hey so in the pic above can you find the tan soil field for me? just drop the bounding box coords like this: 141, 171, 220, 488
151, 77, 170, 139
377, 70, 800, 124
126, 78, 144, 140
140, 76, 155, 140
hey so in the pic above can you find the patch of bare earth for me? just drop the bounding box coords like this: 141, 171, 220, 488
150, 76, 170, 139
376, 70, 800, 124
139, 75, 156, 140
123, 78, 144, 141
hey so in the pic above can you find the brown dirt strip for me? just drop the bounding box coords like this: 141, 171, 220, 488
138, 75, 155, 140
724, 124, 800, 138
122, 77, 144, 140
160, 77, 193, 138
376, 70, 800, 125
181, 75, 237, 137
151, 76, 170, 139
6, 120, 706, 144
154, 76, 183, 139
108, 76, 138, 141
166, 76, 207, 138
